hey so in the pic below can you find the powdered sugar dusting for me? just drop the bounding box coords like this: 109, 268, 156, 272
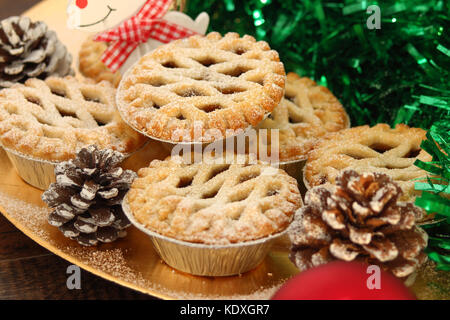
0, 191, 50, 239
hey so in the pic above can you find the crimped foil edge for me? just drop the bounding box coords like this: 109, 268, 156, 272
2, 145, 58, 190
1, 143, 142, 191
122, 195, 286, 276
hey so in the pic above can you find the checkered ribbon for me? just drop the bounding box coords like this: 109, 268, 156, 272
94, 0, 197, 72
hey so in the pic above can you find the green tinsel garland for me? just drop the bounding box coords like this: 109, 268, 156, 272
414, 120, 450, 271
185, 0, 449, 129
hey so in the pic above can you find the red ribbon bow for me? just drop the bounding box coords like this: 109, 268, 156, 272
94, 0, 197, 72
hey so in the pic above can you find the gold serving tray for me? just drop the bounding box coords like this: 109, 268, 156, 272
0, 0, 447, 300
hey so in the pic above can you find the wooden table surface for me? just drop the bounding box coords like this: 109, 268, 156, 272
0, 0, 153, 300
0, 214, 154, 299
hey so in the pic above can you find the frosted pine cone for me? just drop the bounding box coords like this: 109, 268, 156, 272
42, 146, 136, 246
0, 16, 73, 88
289, 170, 428, 278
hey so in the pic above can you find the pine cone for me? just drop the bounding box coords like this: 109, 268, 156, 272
289, 170, 428, 278
0, 16, 73, 88
42, 145, 137, 246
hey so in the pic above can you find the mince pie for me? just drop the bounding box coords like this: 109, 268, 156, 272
125, 153, 302, 245
256, 72, 349, 162
117, 32, 286, 143
0, 76, 147, 161
79, 36, 121, 87
304, 124, 431, 201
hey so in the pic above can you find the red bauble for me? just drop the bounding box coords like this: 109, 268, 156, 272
76, 0, 88, 9
272, 261, 416, 300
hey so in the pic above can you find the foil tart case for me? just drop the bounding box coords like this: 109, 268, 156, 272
3, 146, 58, 190
2, 144, 144, 191
122, 196, 288, 277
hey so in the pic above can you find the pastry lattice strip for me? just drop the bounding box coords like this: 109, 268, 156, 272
118, 32, 286, 142
0, 77, 146, 160
304, 124, 432, 201
1, 77, 114, 130
257, 73, 349, 162
128, 154, 301, 244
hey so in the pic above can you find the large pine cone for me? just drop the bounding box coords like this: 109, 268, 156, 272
42, 146, 137, 246
289, 170, 428, 278
0, 16, 73, 88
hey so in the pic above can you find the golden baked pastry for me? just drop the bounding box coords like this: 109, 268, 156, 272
117, 32, 286, 143
126, 153, 302, 245
303, 124, 431, 201
256, 72, 349, 162
0, 76, 147, 161
78, 36, 121, 87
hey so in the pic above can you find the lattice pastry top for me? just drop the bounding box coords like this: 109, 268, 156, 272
304, 124, 431, 201
79, 36, 122, 87
126, 154, 302, 245
117, 32, 286, 143
0, 77, 147, 161
256, 73, 349, 162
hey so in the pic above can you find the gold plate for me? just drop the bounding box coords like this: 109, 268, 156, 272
0, 0, 447, 300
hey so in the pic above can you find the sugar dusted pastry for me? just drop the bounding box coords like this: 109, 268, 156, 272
0, 76, 147, 161
116, 32, 286, 143
256, 72, 349, 162
126, 153, 302, 245
303, 124, 431, 201
79, 36, 121, 87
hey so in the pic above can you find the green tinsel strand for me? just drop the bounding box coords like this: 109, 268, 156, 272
414, 120, 450, 271
185, 0, 449, 129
